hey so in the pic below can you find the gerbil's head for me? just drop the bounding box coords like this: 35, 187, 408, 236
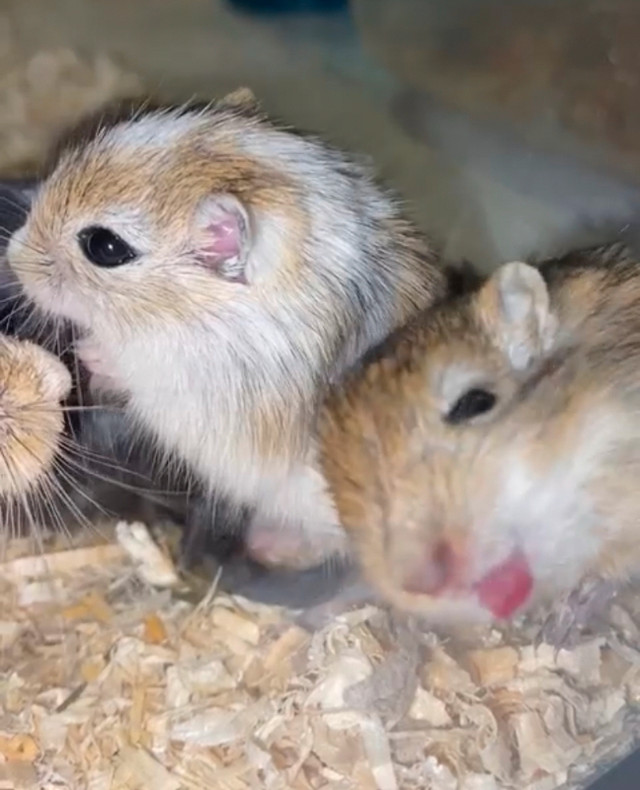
7, 89, 308, 335
0, 337, 71, 498
325, 261, 612, 623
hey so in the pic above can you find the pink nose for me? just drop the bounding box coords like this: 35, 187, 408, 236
402, 540, 458, 596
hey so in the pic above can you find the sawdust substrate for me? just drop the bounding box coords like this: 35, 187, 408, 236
0, 521, 639, 790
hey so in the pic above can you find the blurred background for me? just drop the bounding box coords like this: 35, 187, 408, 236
4, 0, 640, 269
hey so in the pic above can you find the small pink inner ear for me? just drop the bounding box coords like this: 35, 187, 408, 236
195, 195, 250, 283
201, 214, 243, 264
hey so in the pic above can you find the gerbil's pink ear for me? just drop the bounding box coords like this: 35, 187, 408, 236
483, 261, 556, 370
193, 194, 251, 284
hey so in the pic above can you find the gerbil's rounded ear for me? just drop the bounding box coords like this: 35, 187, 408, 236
480, 261, 556, 370
193, 194, 252, 284
219, 87, 260, 114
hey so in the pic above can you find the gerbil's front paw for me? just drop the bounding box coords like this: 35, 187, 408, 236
246, 518, 349, 570
537, 576, 618, 650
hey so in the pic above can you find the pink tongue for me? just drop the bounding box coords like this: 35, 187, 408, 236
474, 550, 533, 619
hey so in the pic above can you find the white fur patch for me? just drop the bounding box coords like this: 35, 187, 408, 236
90, 307, 338, 551
488, 409, 619, 588
105, 110, 205, 152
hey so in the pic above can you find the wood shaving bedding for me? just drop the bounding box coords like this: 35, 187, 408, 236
0, 520, 638, 790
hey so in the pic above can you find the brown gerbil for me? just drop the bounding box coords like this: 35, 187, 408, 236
8, 89, 445, 568
320, 244, 640, 637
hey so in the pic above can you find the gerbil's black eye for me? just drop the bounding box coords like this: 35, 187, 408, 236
446, 388, 496, 424
78, 226, 138, 268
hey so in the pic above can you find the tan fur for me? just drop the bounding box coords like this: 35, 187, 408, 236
0, 337, 70, 498
29, 145, 306, 363
320, 244, 640, 619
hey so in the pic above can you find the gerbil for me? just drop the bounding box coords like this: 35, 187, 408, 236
0, 174, 348, 605
319, 244, 640, 640
8, 89, 445, 568
0, 335, 70, 501
0, 175, 249, 560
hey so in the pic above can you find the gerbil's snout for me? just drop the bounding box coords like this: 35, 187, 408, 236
401, 538, 534, 619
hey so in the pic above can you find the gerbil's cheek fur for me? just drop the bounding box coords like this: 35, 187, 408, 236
7, 226, 88, 327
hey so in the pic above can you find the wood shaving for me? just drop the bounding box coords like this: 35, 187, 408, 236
1, 521, 639, 789
116, 521, 179, 588
467, 647, 519, 687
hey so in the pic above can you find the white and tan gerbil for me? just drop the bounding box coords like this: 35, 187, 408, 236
7, 89, 445, 568
0, 336, 70, 501
319, 244, 640, 640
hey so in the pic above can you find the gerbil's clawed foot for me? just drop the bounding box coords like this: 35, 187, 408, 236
538, 576, 618, 650
246, 517, 349, 570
